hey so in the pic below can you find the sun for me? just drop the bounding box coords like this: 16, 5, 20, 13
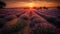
28, 2, 35, 8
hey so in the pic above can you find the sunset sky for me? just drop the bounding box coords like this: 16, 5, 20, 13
0, 0, 60, 8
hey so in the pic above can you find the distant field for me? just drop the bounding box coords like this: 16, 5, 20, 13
0, 8, 60, 34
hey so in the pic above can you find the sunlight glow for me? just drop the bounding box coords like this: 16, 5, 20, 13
6, 1, 59, 8
27, 2, 35, 8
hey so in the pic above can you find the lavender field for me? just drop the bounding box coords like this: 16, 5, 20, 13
0, 8, 60, 34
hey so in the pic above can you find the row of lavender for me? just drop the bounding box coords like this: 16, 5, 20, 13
0, 9, 60, 34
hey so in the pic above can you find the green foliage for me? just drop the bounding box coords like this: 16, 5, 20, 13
16, 14, 20, 17
21, 16, 28, 20
6, 15, 14, 21
31, 26, 55, 34
46, 17, 56, 23
5, 20, 27, 34
43, 28, 55, 34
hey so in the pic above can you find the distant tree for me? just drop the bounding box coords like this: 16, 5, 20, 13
0, 1, 6, 8
33, 7, 36, 9
57, 6, 60, 9
43, 7, 48, 9
39, 7, 42, 9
